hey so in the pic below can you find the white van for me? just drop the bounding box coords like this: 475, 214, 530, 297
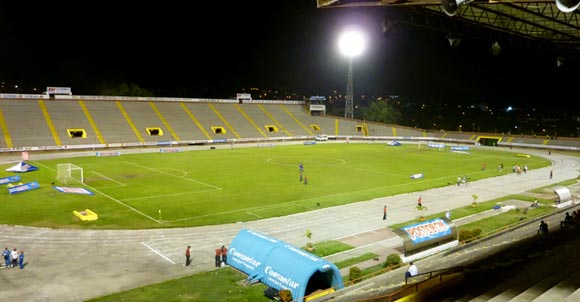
315, 134, 328, 141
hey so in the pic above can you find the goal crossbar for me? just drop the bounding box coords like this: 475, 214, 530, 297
56, 163, 84, 184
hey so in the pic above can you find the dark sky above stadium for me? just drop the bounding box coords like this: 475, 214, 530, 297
0, 1, 578, 110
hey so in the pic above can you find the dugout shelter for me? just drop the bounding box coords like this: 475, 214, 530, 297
394, 217, 458, 262
228, 228, 343, 302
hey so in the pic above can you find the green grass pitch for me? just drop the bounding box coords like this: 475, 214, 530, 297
0, 143, 550, 229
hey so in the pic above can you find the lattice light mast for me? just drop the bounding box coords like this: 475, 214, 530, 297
338, 29, 366, 119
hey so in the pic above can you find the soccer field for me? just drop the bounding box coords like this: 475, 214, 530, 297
0, 143, 550, 229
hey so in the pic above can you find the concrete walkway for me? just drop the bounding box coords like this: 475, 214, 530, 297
0, 147, 578, 301
332, 205, 520, 277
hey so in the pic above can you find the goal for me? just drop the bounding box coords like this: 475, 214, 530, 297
56, 163, 84, 184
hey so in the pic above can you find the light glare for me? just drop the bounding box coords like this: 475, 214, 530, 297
338, 30, 365, 58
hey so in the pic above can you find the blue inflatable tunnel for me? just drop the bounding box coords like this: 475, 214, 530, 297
228, 229, 343, 302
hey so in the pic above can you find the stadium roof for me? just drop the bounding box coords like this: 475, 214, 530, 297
317, 0, 580, 54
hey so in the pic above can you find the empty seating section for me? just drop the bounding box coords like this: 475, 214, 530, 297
1, 98, 580, 150
309, 115, 336, 135
260, 104, 311, 136
1, 100, 55, 147
83, 101, 139, 144
235, 103, 287, 138
390, 125, 424, 138
210, 103, 259, 139
182, 102, 237, 139
116, 101, 165, 143
43, 101, 92, 146
151, 102, 207, 141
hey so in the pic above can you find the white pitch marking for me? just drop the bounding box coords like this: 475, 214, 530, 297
246, 211, 262, 218
126, 162, 222, 189
92, 171, 127, 187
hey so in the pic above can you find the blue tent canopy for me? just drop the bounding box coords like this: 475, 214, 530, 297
228, 229, 343, 302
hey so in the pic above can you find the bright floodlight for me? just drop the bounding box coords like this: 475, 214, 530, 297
338, 30, 365, 58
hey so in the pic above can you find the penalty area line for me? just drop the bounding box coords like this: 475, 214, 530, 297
92, 171, 127, 187
141, 242, 175, 264
32, 162, 161, 224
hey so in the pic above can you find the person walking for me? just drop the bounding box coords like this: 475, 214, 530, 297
18, 250, 24, 269
383, 205, 387, 220
550, 170, 553, 179
417, 196, 422, 208
215, 247, 222, 267
185, 246, 191, 266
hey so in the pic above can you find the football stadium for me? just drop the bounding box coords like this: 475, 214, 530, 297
1, 92, 580, 302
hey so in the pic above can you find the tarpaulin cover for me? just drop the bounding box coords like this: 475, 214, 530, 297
228, 229, 343, 302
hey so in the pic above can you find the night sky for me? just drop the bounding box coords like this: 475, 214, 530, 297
1, 1, 578, 111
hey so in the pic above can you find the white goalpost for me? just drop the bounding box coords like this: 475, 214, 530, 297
417, 140, 428, 151
56, 163, 84, 184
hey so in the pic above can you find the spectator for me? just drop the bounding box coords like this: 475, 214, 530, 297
185, 246, 191, 266
405, 261, 418, 278
3, 247, 10, 268
221, 245, 228, 265
561, 212, 573, 228
383, 205, 387, 220
18, 250, 24, 269
10, 248, 18, 267
215, 247, 222, 268
538, 220, 549, 234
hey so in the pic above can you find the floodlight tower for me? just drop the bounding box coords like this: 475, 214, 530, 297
338, 29, 365, 119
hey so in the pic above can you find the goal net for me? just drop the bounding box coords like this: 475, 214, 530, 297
56, 163, 84, 184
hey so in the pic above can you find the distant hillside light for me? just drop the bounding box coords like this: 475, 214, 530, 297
338, 28, 366, 119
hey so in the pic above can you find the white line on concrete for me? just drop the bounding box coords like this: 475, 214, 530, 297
141, 242, 176, 264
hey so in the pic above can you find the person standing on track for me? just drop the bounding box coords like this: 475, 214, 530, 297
383, 205, 387, 220
185, 246, 191, 266
221, 245, 228, 265
215, 246, 222, 267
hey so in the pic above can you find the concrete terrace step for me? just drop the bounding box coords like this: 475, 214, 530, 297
530, 268, 580, 302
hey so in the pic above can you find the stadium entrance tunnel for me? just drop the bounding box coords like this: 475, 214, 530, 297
393, 217, 458, 263
310, 124, 321, 131
211, 126, 226, 134
67, 128, 87, 138
146, 127, 163, 136
265, 125, 278, 133
477, 136, 502, 146
228, 229, 343, 302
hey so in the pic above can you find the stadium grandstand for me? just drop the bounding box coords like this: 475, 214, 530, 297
1, 92, 579, 153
